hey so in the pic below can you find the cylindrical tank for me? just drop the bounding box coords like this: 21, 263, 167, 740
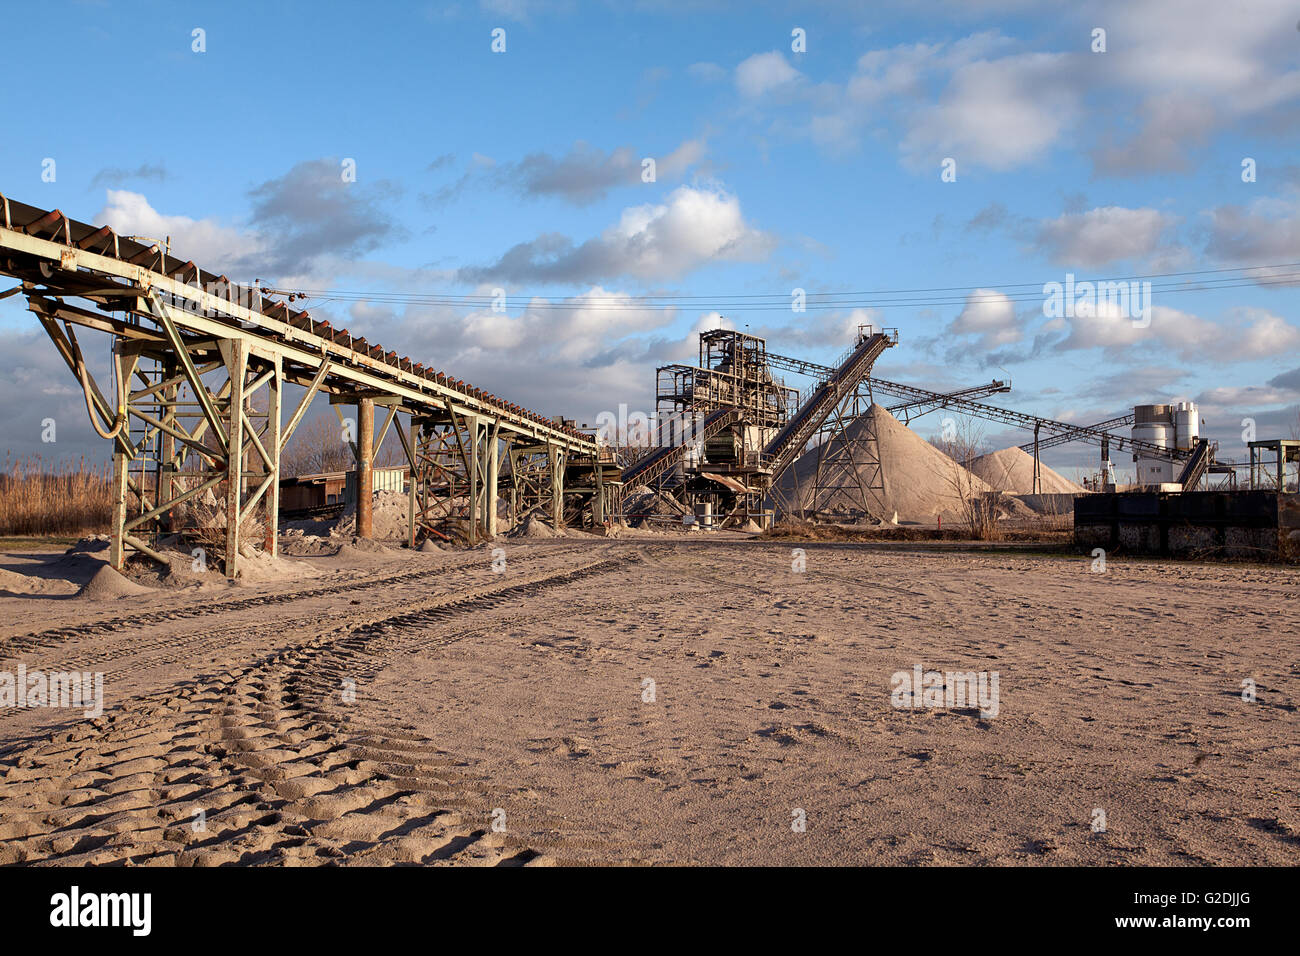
1173, 402, 1198, 451
695, 500, 714, 530
1133, 421, 1174, 449
1133, 405, 1175, 485
1133, 404, 1171, 425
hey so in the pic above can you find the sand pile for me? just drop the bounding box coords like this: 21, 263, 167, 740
76, 564, 154, 599
508, 508, 563, 538
278, 532, 340, 557
332, 490, 410, 540
234, 544, 324, 583
775, 404, 997, 524
970, 446, 1085, 495
621, 484, 689, 523
142, 547, 233, 591
0, 567, 78, 597
335, 537, 396, 561
64, 535, 110, 554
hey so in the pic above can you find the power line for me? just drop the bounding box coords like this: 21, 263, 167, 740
281, 261, 1300, 314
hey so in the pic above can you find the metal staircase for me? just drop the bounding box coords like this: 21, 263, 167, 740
618, 407, 740, 490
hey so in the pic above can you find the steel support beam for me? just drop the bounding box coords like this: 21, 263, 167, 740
485, 421, 500, 538
224, 339, 248, 579
549, 444, 566, 528
357, 397, 374, 539
265, 355, 282, 557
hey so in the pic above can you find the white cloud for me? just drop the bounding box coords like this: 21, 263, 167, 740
606, 186, 773, 278
948, 289, 1022, 350
1197, 385, 1296, 408
1091, 0, 1300, 173
901, 52, 1079, 170
458, 185, 776, 284
687, 61, 726, 83
98, 162, 400, 279
1037, 206, 1177, 268
1205, 190, 1300, 272
735, 51, 801, 98
748, 308, 885, 355
1223, 307, 1300, 358
1055, 304, 1300, 362
97, 190, 264, 275
339, 288, 690, 422
743, 3, 1300, 176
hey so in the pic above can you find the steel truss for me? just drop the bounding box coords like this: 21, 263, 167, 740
408, 411, 502, 545
801, 384, 886, 520
0, 193, 607, 575
29, 293, 302, 576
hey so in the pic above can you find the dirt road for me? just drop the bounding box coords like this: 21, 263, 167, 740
0, 536, 1296, 865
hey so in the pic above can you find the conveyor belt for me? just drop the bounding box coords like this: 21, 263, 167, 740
0, 193, 596, 454
763, 331, 895, 480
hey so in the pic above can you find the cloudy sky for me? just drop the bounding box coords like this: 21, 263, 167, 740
3, 0, 1299, 479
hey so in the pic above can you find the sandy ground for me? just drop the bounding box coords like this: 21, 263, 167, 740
0, 533, 1296, 866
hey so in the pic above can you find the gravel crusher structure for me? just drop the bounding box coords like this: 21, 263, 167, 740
619, 326, 899, 526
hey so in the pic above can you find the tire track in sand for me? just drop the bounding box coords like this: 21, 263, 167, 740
0, 552, 636, 866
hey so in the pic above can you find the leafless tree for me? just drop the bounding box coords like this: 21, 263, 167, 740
932, 420, 1003, 539
281, 415, 355, 477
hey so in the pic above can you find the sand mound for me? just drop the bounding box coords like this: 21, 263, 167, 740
76, 564, 153, 599
331, 490, 410, 540
622, 484, 688, 519
776, 404, 996, 524
509, 510, 561, 538
970, 446, 1085, 495
278, 533, 340, 557
419, 538, 445, 552
234, 545, 324, 583
144, 548, 232, 591
64, 535, 110, 555
336, 542, 395, 561
0, 567, 79, 597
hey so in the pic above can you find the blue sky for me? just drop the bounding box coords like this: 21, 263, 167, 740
3, 0, 1299, 479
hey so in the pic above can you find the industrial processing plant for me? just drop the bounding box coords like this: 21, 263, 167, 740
0, 5, 1295, 927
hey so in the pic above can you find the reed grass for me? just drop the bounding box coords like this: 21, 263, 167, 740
0, 453, 113, 536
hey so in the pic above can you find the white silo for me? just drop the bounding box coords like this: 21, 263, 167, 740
1173, 401, 1199, 451
1132, 404, 1175, 485
1131, 402, 1198, 487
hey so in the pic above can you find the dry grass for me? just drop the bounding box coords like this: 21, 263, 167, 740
0, 452, 270, 570
0, 453, 114, 536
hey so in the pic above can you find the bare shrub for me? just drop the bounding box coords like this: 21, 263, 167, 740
933, 421, 1003, 540
170, 475, 264, 572
281, 415, 354, 478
